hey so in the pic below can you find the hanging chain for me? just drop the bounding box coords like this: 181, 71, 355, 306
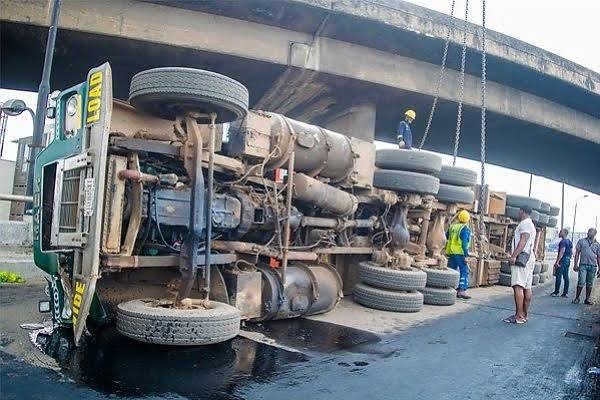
419, 0, 456, 150
452, 0, 469, 165
478, 0, 487, 236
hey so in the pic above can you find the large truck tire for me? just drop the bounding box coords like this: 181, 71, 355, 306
129, 67, 249, 122
538, 213, 550, 225
358, 262, 427, 291
423, 267, 460, 289
548, 217, 558, 228
538, 202, 551, 213
374, 169, 440, 195
375, 149, 442, 174
353, 283, 424, 313
506, 195, 542, 211
437, 165, 477, 187
116, 299, 241, 346
419, 286, 456, 306
504, 206, 520, 220
507, 206, 540, 222
549, 206, 560, 217
436, 184, 475, 204
498, 272, 512, 287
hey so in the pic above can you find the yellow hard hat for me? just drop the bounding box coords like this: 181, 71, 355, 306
457, 210, 470, 223
405, 109, 416, 120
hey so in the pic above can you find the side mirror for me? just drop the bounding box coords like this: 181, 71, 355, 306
46, 107, 56, 119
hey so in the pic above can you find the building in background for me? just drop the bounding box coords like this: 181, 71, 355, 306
9, 136, 31, 221
0, 159, 16, 221
8, 123, 53, 221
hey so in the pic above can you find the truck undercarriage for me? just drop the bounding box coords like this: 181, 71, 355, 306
33, 63, 556, 347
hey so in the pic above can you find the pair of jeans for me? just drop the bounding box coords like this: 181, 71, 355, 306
448, 255, 469, 290
553, 256, 570, 295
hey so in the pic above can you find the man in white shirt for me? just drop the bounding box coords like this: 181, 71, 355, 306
503, 205, 537, 324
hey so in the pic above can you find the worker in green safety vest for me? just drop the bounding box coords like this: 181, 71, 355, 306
446, 210, 472, 299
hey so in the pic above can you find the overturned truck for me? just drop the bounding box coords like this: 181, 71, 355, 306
38, 64, 450, 345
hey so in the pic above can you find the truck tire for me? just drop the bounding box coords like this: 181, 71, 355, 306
436, 184, 475, 204
437, 165, 477, 186
549, 206, 560, 217
374, 169, 440, 195
375, 149, 442, 174
548, 217, 558, 228
116, 299, 241, 346
353, 283, 424, 313
506, 195, 542, 211
505, 206, 519, 220
538, 213, 549, 225
358, 262, 427, 291
538, 202, 551, 213
500, 262, 512, 274
423, 267, 460, 289
129, 67, 249, 123
419, 286, 456, 306
531, 210, 541, 223
532, 273, 540, 286
499, 272, 512, 286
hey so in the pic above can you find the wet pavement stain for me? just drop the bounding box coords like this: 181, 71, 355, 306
31, 326, 308, 400
246, 318, 380, 353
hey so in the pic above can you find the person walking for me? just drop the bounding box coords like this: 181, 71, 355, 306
446, 210, 472, 299
503, 205, 537, 324
397, 109, 416, 149
551, 228, 572, 297
572, 228, 600, 305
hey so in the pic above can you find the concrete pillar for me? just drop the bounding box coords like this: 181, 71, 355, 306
325, 103, 376, 143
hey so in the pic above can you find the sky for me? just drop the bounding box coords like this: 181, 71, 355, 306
0, 0, 598, 233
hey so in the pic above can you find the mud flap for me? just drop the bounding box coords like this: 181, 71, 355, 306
72, 63, 113, 345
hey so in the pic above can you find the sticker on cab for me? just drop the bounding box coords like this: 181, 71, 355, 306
83, 178, 95, 217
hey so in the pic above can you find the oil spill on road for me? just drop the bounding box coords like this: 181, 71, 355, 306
246, 318, 380, 353
31, 327, 307, 400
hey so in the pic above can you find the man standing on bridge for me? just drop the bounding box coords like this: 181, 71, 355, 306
446, 210, 472, 299
397, 109, 416, 149
572, 228, 600, 305
551, 228, 572, 297
504, 205, 536, 324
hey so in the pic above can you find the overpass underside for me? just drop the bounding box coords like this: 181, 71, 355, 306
1, 4, 599, 193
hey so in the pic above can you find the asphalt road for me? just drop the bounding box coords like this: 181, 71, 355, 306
1, 274, 599, 400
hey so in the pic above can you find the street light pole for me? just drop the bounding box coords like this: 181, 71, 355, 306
25, 0, 62, 207
571, 194, 589, 242
560, 183, 565, 230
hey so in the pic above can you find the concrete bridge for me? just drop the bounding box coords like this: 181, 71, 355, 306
2, 0, 599, 193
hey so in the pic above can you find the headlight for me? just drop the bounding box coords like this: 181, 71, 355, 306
66, 95, 78, 116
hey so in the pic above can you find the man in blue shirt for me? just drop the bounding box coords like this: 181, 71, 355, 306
397, 109, 416, 149
551, 228, 572, 297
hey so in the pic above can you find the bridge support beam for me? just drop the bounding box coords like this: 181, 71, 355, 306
325, 103, 377, 143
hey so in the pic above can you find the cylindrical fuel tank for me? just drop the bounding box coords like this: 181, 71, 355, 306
254, 263, 342, 321
265, 113, 354, 181
293, 173, 358, 216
